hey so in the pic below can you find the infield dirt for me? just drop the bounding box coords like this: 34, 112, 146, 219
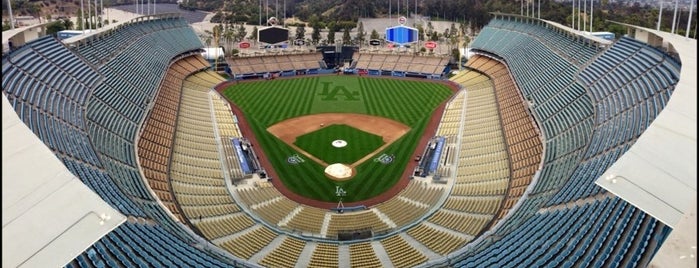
267, 113, 410, 167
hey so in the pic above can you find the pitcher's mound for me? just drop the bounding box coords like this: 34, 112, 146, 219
324, 163, 355, 181
331, 140, 347, 148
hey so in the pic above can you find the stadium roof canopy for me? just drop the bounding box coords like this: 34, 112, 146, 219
2, 96, 126, 268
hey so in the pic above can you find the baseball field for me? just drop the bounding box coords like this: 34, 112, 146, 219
222, 75, 453, 203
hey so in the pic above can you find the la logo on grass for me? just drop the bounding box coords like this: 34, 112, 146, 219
318, 81, 360, 101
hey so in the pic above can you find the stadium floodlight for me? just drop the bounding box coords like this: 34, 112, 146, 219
6, 0, 15, 30
671, 0, 679, 34
658, 1, 664, 31
687, 0, 694, 38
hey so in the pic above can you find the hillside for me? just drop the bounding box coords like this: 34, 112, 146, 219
3, 0, 695, 37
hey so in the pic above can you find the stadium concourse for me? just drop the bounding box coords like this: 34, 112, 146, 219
2, 11, 696, 268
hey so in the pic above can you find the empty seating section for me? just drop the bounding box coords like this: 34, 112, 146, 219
578, 37, 679, 159
379, 235, 429, 267
373, 189, 430, 227
326, 210, 391, 239
443, 17, 668, 267
196, 213, 256, 239
427, 208, 491, 237
349, 242, 383, 268
2, 37, 100, 166
308, 243, 340, 268
398, 180, 445, 206
470, 56, 543, 221
407, 223, 469, 255
209, 82, 248, 180
436, 91, 465, 137
354, 53, 449, 75
439, 70, 508, 239
167, 72, 258, 242
66, 222, 233, 268
136, 56, 202, 222
83, 17, 204, 231
228, 53, 322, 75
75, 17, 201, 65
542, 36, 681, 207
455, 197, 659, 268
61, 158, 146, 217
474, 18, 598, 66
282, 205, 327, 234
219, 225, 279, 259
259, 236, 306, 267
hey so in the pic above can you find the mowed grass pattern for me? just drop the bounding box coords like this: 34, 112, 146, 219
294, 124, 385, 164
223, 76, 452, 202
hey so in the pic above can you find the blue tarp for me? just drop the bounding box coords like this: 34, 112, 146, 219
232, 138, 252, 174
428, 136, 446, 174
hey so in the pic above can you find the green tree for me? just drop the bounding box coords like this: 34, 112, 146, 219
327, 30, 335, 44
223, 25, 235, 53
63, 19, 74, 30
342, 27, 351, 44
415, 24, 425, 41
311, 24, 321, 44
356, 21, 366, 44
236, 24, 247, 41
248, 26, 258, 40
430, 31, 439, 41
46, 20, 67, 35
202, 30, 213, 46
295, 25, 306, 40
370, 29, 380, 40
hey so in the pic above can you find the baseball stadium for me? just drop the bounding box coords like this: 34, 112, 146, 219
2, 2, 696, 268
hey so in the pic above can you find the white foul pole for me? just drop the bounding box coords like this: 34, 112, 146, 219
577, 0, 581, 30
94, 0, 98, 27
658, 1, 664, 30
572, 0, 575, 29
590, 0, 593, 32
671, 0, 679, 34
86, 0, 91, 28
81, 0, 85, 31
526, 0, 529, 17
7, 0, 15, 30
583, 0, 586, 32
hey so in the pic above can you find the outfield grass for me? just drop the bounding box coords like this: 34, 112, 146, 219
223, 76, 453, 202
293, 124, 384, 164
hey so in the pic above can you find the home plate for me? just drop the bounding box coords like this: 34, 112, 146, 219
324, 163, 355, 181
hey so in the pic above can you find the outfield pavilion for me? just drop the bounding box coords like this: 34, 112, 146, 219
2, 8, 696, 268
